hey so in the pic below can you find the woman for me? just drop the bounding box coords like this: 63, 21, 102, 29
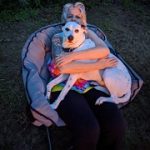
49, 2, 126, 150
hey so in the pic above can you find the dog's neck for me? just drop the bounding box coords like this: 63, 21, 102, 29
62, 34, 86, 50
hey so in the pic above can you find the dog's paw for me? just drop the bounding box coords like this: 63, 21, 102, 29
95, 97, 104, 105
95, 97, 114, 105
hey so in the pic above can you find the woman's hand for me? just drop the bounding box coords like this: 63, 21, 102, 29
97, 57, 118, 69
55, 52, 74, 67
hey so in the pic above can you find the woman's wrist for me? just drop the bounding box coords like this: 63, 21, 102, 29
68, 52, 75, 61
70, 51, 81, 60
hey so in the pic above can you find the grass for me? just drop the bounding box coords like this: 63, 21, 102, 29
0, 8, 39, 22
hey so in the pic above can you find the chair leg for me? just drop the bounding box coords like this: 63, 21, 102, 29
46, 127, 53, 150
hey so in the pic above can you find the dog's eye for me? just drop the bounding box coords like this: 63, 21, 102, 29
75, 29, 79, 33
65, 28, 70, 31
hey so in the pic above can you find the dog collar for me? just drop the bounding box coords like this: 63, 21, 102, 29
62, 47, 75, 52
62, 40, 85, 53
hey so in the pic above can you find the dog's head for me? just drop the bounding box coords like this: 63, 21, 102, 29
62, 21, 86, 49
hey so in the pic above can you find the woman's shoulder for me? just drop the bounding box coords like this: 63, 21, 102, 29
86, 28, 107, 47
86, 28, 96, 38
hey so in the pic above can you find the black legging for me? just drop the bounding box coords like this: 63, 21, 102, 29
51, 89, 126, 150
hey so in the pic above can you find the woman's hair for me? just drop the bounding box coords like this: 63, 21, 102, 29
61, 2, 87, 26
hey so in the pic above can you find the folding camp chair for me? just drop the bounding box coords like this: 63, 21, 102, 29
21, 23, 143, 150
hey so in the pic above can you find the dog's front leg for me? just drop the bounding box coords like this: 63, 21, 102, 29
50, 74, 78, 109
47, 74, 68, 99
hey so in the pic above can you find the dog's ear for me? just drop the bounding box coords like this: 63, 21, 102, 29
81, 24, 87, 33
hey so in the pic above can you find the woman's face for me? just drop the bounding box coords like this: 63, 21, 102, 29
67, 7, 82, 24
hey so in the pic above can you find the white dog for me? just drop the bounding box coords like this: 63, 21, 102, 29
47, 21, 131, 109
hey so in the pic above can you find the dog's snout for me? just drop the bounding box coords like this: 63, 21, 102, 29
68, 35, 74, 41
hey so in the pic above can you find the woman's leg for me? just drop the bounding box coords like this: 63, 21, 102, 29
51, 90, 100, 150
84, 89, 126, 150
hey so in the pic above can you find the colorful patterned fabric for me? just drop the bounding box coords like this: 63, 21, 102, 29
48, 61, 93, 93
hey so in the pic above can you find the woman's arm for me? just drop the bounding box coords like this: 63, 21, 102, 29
59, 57, 117, 74
86, 29, 107, 47
51, 33, 63, 58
